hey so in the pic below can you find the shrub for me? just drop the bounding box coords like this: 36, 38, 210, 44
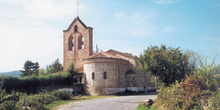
0, 89, 74, 109
153, 57, 219, 110
0, 91, 21, 110
52, 91, 73, 100
210, 88, 220, 110
0, 72, 77, 93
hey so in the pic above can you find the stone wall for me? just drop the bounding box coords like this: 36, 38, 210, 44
83, 58, 122, 95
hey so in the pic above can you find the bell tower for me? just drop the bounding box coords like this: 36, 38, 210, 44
63, 16, 93, 71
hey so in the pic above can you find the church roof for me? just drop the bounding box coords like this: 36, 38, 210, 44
63, 16, 92, 32
83, 51, 121, 60
106, 49, 136, 59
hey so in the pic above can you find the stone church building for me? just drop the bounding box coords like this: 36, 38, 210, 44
63, 16, 154, 95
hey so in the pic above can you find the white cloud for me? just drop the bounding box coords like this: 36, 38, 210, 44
0, 0, 87, 20
23, 0, 76, 20
163, 26, 175, 32
130, 28, 154, 37
129, 13, 156, 38
0, 23, 62, 72
114, 12, 125, 18
0, 0, 82, 72
154, 0, 176, 4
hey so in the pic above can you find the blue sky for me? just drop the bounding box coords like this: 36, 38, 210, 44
0, 0, 219, 72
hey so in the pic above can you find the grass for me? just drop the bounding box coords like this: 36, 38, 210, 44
136, 104, 150, 110
45, 95, 116, 110
136, 104, 156, 110
45, 100, 73, 110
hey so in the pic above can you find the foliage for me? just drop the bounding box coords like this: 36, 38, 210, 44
210, 88, 220, 110
136, 104, 151, 110
196, 56, 220, 91
39, 68, 46, 76
67, 62, 77, 77
0, 90, 74, 110
20, 60, 40, 77
152, 57, 220, 110
46, 58, 63, 74
0, 91, 20, 110
51, 91, 73, 100
0, 89, 6, 102
0, 73, 77, 93
138, 44, 196, 86
67, 62, 78, 83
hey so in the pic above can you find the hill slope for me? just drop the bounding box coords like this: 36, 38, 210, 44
0, 70, 21, 77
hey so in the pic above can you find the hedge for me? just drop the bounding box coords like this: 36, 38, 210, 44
0, 73, 77, 93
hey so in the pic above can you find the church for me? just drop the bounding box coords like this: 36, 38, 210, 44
63, 16, 154, 95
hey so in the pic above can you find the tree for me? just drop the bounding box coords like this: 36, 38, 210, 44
46, 58, 63, 74
20, 60, 39, 77
67, 62, 78, 83
138, 44, 195, 86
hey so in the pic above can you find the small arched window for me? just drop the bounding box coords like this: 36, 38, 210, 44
74, 25, 77, 32
92, 72, 95, 80
103, 72, 107, 79
68, 36, 74, 50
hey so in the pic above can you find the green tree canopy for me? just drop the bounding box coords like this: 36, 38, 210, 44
67, 62, 78, 83
46, 58, 63, 74
20, 60, 39, 77
138, 44, 195, 86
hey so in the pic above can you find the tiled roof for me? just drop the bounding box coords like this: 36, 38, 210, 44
106, 49, 136, 59
84, 51, 121, 60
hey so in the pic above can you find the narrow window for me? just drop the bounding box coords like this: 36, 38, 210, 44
79, 76, 82, 83
103, 72, 107, 79
82, 37, 84, 49
92, 72, 95, 80
78, 36, 84, 49
74, 25, 77, 32
68, 36, 74, 50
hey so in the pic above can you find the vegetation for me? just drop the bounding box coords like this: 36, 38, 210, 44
0, 59, 86, 109
0, 89, 74, 110
0, 88, 116, 110
140, 57, 220, 110
138, 44, 197, 86
45, 58, 63, 74
0, 72, 78, 93
20, 60, 40, 76
67, 62, 78, 79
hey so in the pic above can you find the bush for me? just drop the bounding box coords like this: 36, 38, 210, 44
15, 90, 73, 110
153, 58, 220, 110
0, 100, 18, 110
51, 91, 73, 100
0, 73, 77, 93
210, 88, 220, 110
0, 91, 21, 110
0, 89, 74, 109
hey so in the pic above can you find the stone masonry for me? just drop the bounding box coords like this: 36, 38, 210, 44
63, 16, 155, 95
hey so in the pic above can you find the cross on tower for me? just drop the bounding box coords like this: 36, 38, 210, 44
77, 0, 79, 16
